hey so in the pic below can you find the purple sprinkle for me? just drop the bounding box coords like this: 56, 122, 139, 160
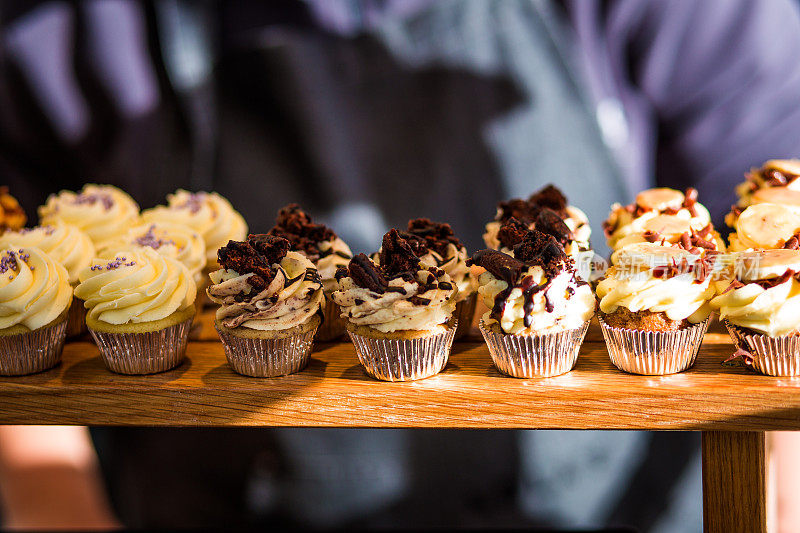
8, 275, 12, 280
72, 191, 114, 210
29, 266, 34, 271
175, 192, 207, 214
133, 225, 174, 250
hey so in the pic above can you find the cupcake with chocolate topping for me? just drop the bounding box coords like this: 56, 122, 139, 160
0, 224, 94, 337
377, 218, 475, 339
0, 187, 27, 233
332, 229, 458, 381
207, 234, 323, 377
713, 249, 800, 376
38, 184, 139, 249
484, 184, 592, 257
596, 243, 716, 374
141, 189, 247, 270
469, 230, 595, 378
267, 204, 352, 341
603, 187, 711, 250
0, 246, 72, 375
728, 160, 800, 225
75, 248, 196, 374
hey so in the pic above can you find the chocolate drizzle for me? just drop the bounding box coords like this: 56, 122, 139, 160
217, 234, 290, 292
267, 204, 341, 261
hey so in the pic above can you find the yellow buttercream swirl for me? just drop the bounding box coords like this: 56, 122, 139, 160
206, 251, 323, 331
711, 278, 800, 337
75, 248, 196, 325
98, 222, 207, 282
0, 224, 94, 284
38, 184, 139, 248
0, 246, 72, 330
141, 190, 247, 264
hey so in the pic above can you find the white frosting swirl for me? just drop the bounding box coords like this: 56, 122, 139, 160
416, 243, 474, 302
332, 262, 457, 333
141, 190, 247, 264
207, 251, 323, 331
0, 224, 94, 284
0, 246, 72, 330
316, 237, 352, 293
38, 184, 140, 248
477, 264, 595, 335
75, 248, 196, 325
98, 222, 207, 282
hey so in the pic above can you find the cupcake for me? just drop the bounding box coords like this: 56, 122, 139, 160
0, 246, 72, 375
712, 249, 800, 376
141, 190, 247, 270
596, 242, 716, 374
0, 224, 94, 337
378, 218, 476, 339
266, 204, 352, 341
469, 230, 595, 378
727, 203, 800, 252
75, 248, 196, 374
0, 187, 27, 232
206, 234, 323, 377
38, 184, 139, 249
483, 184, 592, 257
332, 229, 458, 381
728, 160, 800, 224
603, 187, 711, 250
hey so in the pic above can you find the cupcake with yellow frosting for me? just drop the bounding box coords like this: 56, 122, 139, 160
38, 184, 139, 249
596, 242, 716, 374
603, 187, 711, 250
141, 189, 247, 271
332, 229, 458, 381
266, 204, 352, 341
713, 249, 800, 376
0, 187, 27, 233
0, 224, 94, 337
75, 248, 196, 374
0, 246, 72, 375
206, 234, 323, 377
469, 230, 595, 378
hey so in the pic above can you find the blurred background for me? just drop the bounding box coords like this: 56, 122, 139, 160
2, 0, 800, 530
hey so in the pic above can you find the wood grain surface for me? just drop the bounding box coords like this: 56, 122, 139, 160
1, 314, 799, 428
702, 431, 767, 533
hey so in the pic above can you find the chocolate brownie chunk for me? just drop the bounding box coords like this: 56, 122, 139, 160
513, 229, 569, 274
528, 184, 568, 217
379, 229, 421, 276
402, 218, 463, 257
534, 207, 574, 247
267, 204, 337, 260
217, 235, 290, 292
467, 249, 527, 286
496, 217, 530, 250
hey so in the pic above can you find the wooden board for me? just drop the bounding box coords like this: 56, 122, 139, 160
703, 431, 767, 533
1, 315, 800, 429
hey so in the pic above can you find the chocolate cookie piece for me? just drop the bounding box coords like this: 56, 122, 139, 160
268, 204, 337, 260
528, 184, 568, 217
534, 208, 574, 247
379, 229, 421, 276
513, 229, 568, 274
496, 198, 541, 225
348, 253, 387, 293
404, 218, 463, 257
496, 217, 530, 250
468, 249, 527, 286
217, 235, 291, 292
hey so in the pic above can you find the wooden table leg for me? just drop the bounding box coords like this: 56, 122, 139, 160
702, 431, 767, 533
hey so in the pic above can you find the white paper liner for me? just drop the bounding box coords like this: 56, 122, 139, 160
479, 319, 590, 378
0, 317, 67, 376
66, 297, 87, 338
89, 318, 192, 375
453, 293, 478, 340
599, 315, 709, 375
216, 325, 318, 377
348, 321, 457, 381
724, 320, 800, 376
316, 298, 346, 342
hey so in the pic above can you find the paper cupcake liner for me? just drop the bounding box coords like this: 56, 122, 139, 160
348, 321, 457, 382
453, 293, 478, 340
316, 298, 346, 342
216, 325, 318, 377
599, 315, 709, 375
89, 319, 192, 375
66, 297, 87, 338
0, 317, 67, 376
724, 320, 800, 376
479, 319, 590, 378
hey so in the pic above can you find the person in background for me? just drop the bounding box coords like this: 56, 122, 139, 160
2, 0, 800, 530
